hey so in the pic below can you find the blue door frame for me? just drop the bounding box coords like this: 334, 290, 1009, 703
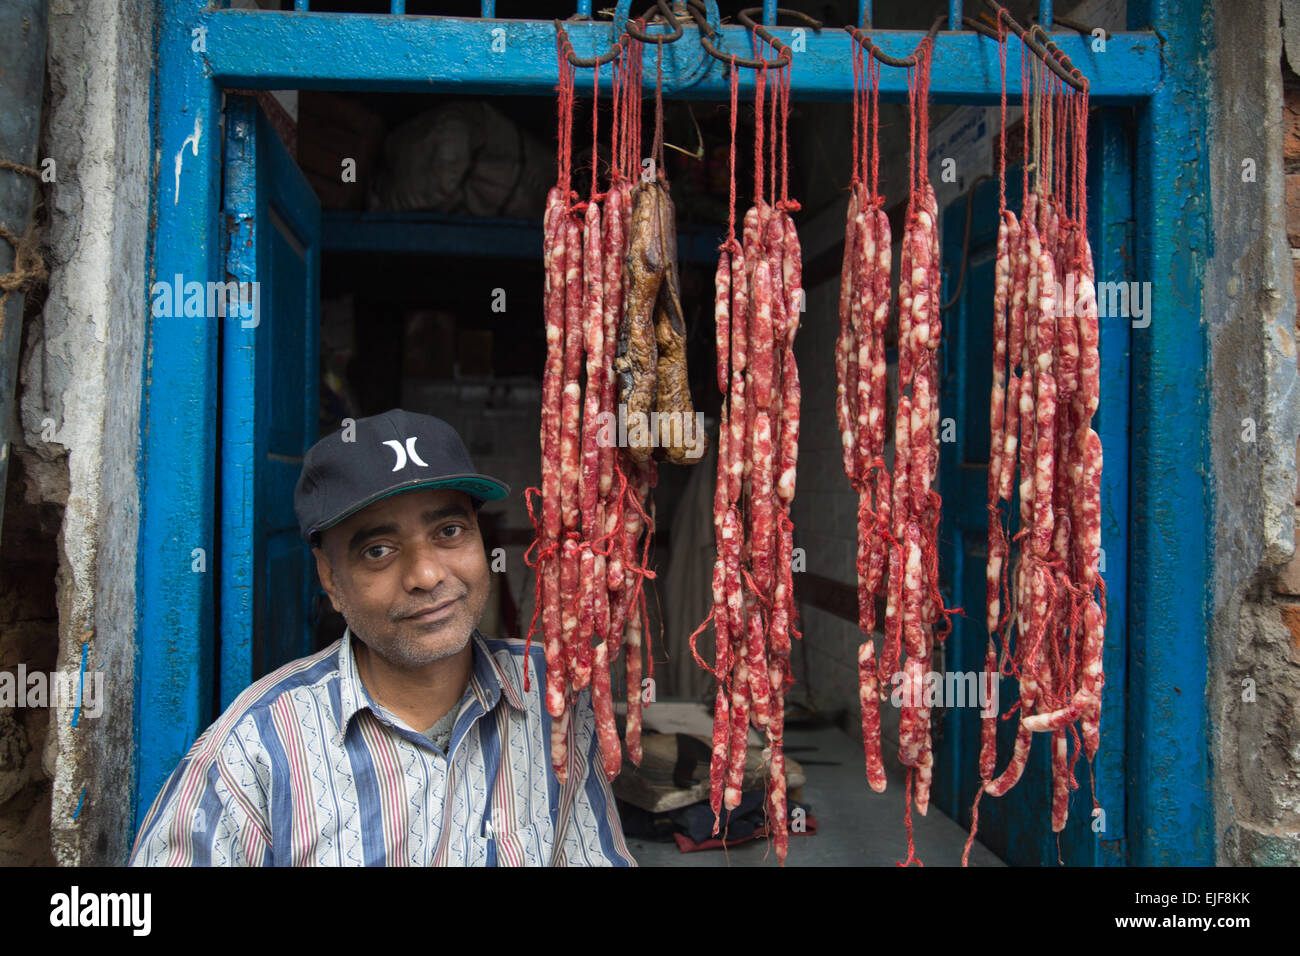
134, 0, 1213, 864
219, 97, 321, 708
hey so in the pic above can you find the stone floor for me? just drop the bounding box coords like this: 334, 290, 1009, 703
624, 720, 1006, 868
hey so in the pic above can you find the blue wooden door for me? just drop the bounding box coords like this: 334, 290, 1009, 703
220, 96, 321, 707
933, 112, 1132, 866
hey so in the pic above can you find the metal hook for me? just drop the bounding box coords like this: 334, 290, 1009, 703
626, 0, 684, 44
735, 7, 823, 68
1027, 24, 1088, 89
962, 14, 1001, 41
981, 0, 1089, 92
553, 14, 627, 67
844, 14, 943, 69
684, 0, 767, 69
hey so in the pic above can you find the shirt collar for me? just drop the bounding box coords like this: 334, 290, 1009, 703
334, 626, 525, 740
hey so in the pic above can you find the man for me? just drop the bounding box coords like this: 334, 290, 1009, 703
130, 409, 636, 866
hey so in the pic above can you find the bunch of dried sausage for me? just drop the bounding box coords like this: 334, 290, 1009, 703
840, 44, 893, 797
843, 41, 951, 865
969, 48, 1104, 856
693, 58, 803, 865
531, 32, 665, 785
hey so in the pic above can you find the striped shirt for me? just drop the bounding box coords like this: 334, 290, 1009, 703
129, 629, 636, 866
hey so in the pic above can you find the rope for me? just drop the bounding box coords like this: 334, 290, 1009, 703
997, 11, 1008, 213
895, 768, 924, 866
851, 38, 862, 187
753, 61, 766, 205
590, 58, 600, 198
653, 40, 665, 177
726, 58, 739, 242
0, 158, 48, 313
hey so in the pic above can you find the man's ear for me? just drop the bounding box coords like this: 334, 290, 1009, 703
313, 546, 343, 614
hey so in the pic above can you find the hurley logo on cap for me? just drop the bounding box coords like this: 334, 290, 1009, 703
293, 410, 511, 542
383, 437, 429, 471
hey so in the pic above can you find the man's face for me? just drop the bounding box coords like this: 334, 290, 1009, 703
314, 488, 490, 669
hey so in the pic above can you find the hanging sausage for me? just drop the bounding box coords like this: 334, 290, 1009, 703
964, 12, 1104, 863
690, 36, 804, 865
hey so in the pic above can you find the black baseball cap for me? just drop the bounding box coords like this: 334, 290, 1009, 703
294, 409, 510, 543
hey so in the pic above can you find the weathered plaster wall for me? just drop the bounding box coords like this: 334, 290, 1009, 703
1208, 0, 1300, 866
10, 0, 152, 865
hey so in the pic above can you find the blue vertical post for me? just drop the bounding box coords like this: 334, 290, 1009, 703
480, 0, 495, 16
391, 0, 406, 15
763, 0, 776, 26
577, 0, 592, 17
1092, 109, 1134, 865
949, 0, 962, 31
1038, 0, 1052, 28
859, 0, 871, 28
135, 0, 222, 829
1125, 0, 1214, 865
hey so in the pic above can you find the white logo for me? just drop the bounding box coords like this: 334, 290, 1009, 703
49, 886, 152, 936
383, 437, 429, 472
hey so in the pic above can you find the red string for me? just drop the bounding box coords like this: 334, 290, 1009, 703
728, 58, 739, 240
1055, 74, 1065, 207
768, 51, 777, 207
909, 58, 917, 192
522, 485, 563, 693
918, 41, 931, 180
1021, 40, 1031, 205
1075, 85, 1089, 226
869, 52, 880, 197
896, 769, 924, 866
631, 31, 643, 178
851, 38, 862, 186
556, 34, 576, 202
753, 61, 766, 204
861, 44, 870, 188
653, 40, 665, 176
997, 11, 1008, 212
781, 58, 791, 204
612, 42, 623, 183
961, 786, 984, 866
590, 58, 600, 199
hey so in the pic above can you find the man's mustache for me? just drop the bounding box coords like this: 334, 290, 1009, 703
390, 592, 466, 620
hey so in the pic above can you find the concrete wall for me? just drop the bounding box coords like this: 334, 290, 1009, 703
1212, 0, 1300, 867
0, 0, 152, 865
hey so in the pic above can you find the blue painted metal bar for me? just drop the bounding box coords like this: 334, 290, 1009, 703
481, 1, 494, 18
858, 0, 871, 28
949, 0, 963, 31
763, 0, 776, 26
391, 0, 405, 16
197, 11, 1161, 102
577, 0, 592, 17
1125, 0, 1213, 865
134, 0, 223, 829
1039, 0, 1052, 29
294, 0, 308, 12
